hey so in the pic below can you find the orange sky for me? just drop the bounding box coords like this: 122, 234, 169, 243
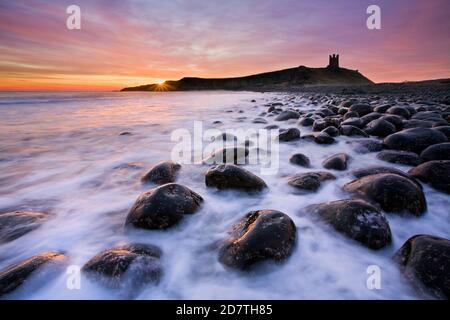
0, 0, 449, 91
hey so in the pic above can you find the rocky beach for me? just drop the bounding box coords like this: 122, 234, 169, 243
0, 85, 449, 299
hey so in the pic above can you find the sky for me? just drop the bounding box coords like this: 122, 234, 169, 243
0, 0, 449, 91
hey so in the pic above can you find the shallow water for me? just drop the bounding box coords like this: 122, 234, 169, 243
0, 91, 448, 299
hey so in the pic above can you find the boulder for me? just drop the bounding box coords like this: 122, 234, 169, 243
82, 243, 162, 291
420, 143, 450, 162
347, 139, 383, 154
351, 166, 422, 189
349, 104, 373, 117
0, 211, 49, 244
340, 125, 369, 137
275, 110, 300, 121
278, 128, 301, 142
341, 117, 364, 128
383, 128, 448, 154
218, 210, 296, 270
0, 252, 66, 297
409, 160, 450, 193
321, 126, 339, 137
125, 183, 203, 229
394, 235, 450, 299
289, 153, 310, 167
141, 161, 181, 185
304, 199, 392, 249
376, 150, 420, 166
322, 153, 349, 171
343, 173, 427, 216
205, 164, 267, 191
364, 119, 396, 137
387, 106, 411, 119
203, 147, 249, 165
298, 117, 314, 127
314, 132, 335, 144
287, 171, 336, 192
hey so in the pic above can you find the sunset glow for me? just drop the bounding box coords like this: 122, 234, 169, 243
0, 0, 449, 91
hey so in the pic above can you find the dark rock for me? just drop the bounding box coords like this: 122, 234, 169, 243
322, 153, 349, 171
387, 106, 411, 119
218, 210, 296, 270
343, 173, 427, 216
205, 164, 267, 191
264, 124, 279, 130
380, 115, 404, 131
314, 132, 335, 144
377, 150, 420, 166
252, 117, 268, 124
298, 117, 314, 126
278, 128, 300, 142
82, 243, 162, 291
349, 104, 373, 117
0, 211, 49, 244
374, 104, 391, 113
364, 119, 396, 137
0, 252, 66, 297
348, 139, 383, 154
409, 160, 450, 194
433, 126, 450, 139
312, 120, 327, 132
360, 112, 382, 126
343, 111, 359, 120
275, 110, 300, 121
125, 183, 203, 229
289, 153, 310, 167
420, 143, 450, 162
204, 147, 249, 165
322, 126, 339, 137
383, 128, 448, 154
287, 171, 336, 192
341, 117, 364, 128
304, 199, 391, 249
352, 166, 422, 189
141, 161, 181, 185
340, 125, 369, 137
394, 235, 450, 299
119, 131, 132, 136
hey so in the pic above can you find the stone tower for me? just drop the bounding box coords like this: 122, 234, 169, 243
328, 54, 339, 70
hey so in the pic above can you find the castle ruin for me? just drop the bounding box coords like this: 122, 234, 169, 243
328, 54, 339, 70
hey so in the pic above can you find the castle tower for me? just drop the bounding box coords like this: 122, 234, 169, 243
328, 54, 339, 70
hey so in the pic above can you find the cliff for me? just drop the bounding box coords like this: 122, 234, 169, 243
121, 65, 374, 92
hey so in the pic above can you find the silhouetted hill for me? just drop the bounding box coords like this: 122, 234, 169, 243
121, 65, 374, 92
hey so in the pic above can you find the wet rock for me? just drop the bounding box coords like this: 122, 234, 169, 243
298, 117, 314, 126
387, 106, 411, 119
322, 153, 349, 171
264, 124, 279, 130
409, 160, 450, 194
119, 131, 132, 136
394, 235, 450, 299
379, 115, 404, 131
343, 173, 427, 216
253, 117, 268, 124
314, 132, 335, 144
360, 112, 382, 126
82, 243, 162, 291
376, 150, 420, 166
383, 128, 448, 154
343, 111, 359, 120
0, 252, 66, 297
218, 210, 296, 270
347, 139, 383, 154
420, 143, 450, 162
352, 166, 422, 188
205, 164, 267, 191
304, 199, 392, 249
364, 119, 396, 137
433, 126, 450, 139
141, 161, 181, 185
287, 171, 336, 192
342, 117, 364, 128
374, 104, 391, 113
125, 183, 203, 230
275, 110, 300, 121
322, 126, 339, 137
289, 153, 310, 167
278, 128, 300, 142
349, 104, 373, 117
312, 120, 327, 132
340, 125, 369, 137
0, 211, 49, 244
203, 147, 249, 165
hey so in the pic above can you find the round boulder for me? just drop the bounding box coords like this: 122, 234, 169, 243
408, 160, 450, 194
82, 243, 162, 291
0, 211, 49, 244
205, 164, 267, 191
394, 235, 450, 299
278, 128, 301, 142
383, 128, 448, 154
343, 173, 427, 216
275, 110, 300, 121
141, 161, 181, 185
322, 153, 349, 171
364, 119, 396, 137
287, 171, 336, 192
125, 183, 203, 229
376, 150, 420, 166
420, 143, 450, 162
289, 153, 310, 167
304, 199, 392, 249
218, 210, 296, 270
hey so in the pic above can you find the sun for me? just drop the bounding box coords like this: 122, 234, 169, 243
156, 80, 166, 85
